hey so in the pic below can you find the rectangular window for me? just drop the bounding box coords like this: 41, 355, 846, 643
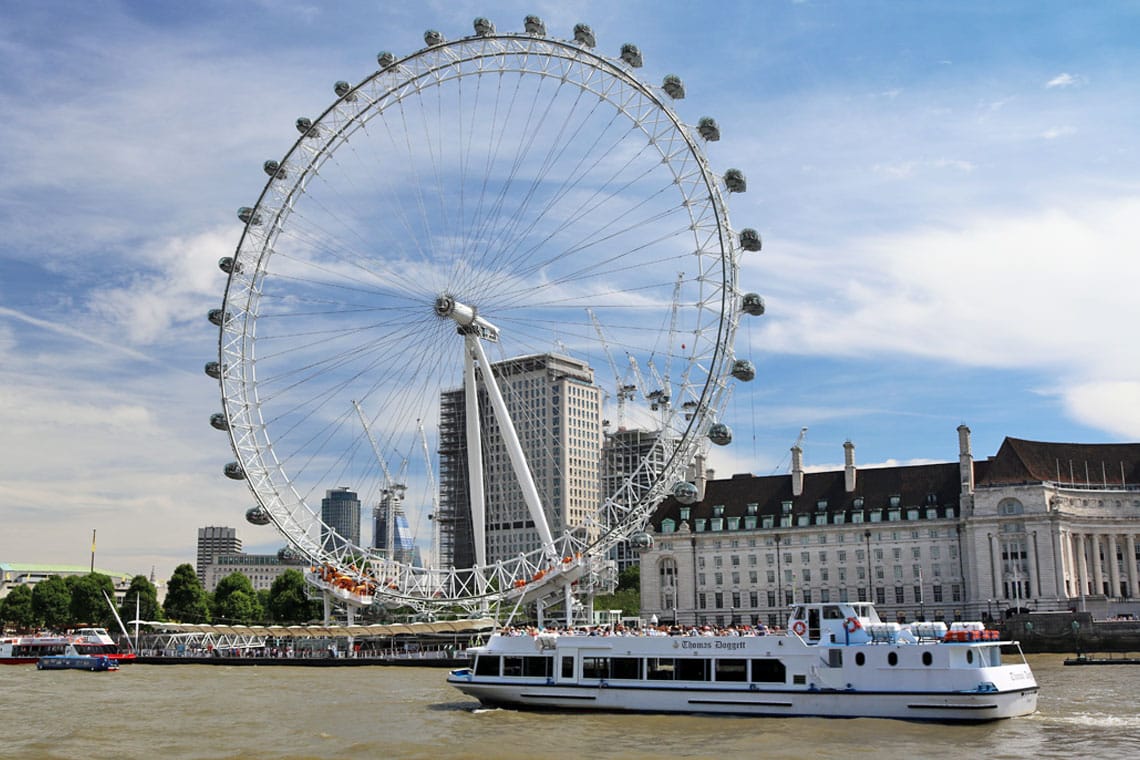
875, 587, 886, 605
676, 659, 710, 681
582, 657, 608, 679
715, 659, 748, 682
475, 655, 501, 676
610, 657, 640, 680
767, 591, 776, 607
895, 587, 905, 604
750, 658, 787, 683
952, 584, 961, 602
933, 585, 944, 603
524, 657, 552, 678
714, 592, 723, 608
646, 658, 675, 680
503, 657, 523, 676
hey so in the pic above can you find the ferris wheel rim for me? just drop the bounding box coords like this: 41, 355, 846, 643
215, 25, 742, 612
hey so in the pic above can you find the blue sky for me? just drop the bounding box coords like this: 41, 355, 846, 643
2, 1, 1138, 582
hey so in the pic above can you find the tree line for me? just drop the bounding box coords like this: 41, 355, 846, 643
0, 564, 320, 632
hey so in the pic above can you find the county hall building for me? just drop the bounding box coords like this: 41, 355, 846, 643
638, 426, 1140, 628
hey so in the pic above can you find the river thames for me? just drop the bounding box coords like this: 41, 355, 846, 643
3, 655, 1136, 759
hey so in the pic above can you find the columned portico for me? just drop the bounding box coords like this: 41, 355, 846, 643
1091, 534, 1105, 596
1107, 534, 1121, 598
1126, 533, 1139, 598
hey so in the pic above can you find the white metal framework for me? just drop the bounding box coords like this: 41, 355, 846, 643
212, 18, 750, 618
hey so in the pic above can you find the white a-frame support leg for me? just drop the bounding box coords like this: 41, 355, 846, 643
466, 335, 558, 563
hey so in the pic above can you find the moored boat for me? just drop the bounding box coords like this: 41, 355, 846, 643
37, 654, 119, 672
1, 628, 135, 665
0, 634, 72, 664
447, 601, 1038, 722
69, 627, 137, 663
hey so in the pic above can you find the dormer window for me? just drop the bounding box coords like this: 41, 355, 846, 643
781, 500, 793, 514
853, 497, 864, 508
747, 503, 758, 515
713, 505, 725, 517
816, 499, 828, 511
889, 495, 901, 508
679, 507, 691, 521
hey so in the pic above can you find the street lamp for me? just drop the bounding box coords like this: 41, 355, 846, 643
863, 530, 872, 603
774, 533, 784, 622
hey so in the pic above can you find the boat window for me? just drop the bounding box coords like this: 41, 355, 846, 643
750, 658, 786, 683
474, 655, 501, 676
887, 652, 898, 667
828, 650, 843, 668
561, 656, 574, 678
854, 652, 865, 666
503, 657, 524, 676
610, 657, 640, 679
646, 658, 676, 680
676, 658, 710, 681
523, 656, 552, 678
822, 605, 844, 620
966, 650, 974, 665
922, 652, 933, 666
715, 659, 747, 682
582, 656, 608, 679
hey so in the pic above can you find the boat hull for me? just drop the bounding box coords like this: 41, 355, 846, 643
448, 675, 1038, 722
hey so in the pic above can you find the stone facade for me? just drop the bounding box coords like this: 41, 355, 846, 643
639, 427, 1140, 627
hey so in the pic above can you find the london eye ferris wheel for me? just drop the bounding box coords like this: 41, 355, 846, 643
206, 16, 764, 620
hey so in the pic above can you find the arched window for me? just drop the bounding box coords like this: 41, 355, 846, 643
998, 498, 1024, 516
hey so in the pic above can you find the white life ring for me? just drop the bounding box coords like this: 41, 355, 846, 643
791, 620, 807, 636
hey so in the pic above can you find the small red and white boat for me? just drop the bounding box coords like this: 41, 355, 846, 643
1, 628, 135, 665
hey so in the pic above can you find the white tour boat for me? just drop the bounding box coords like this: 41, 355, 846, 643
447, 601, 1038, 722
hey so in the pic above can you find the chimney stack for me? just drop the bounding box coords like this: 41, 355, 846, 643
791, 444, 804, 497
844, 440, 856, 493
957, 424, 974, 495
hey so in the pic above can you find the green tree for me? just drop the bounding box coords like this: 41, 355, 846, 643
617, 564, 640, 592
212, 572, 262, 624
120, 575, 163, 624
163, 564, 211, 623
594, 564, 641, 618
267, 569, 320, 624
0, 584, 36, 631
32, 575, 71, 630
68, 573, 117, 627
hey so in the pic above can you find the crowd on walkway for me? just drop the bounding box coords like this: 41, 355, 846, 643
500, 622, 779, 638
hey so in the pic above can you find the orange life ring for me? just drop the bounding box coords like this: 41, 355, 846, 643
791, 620, 807, 636
844, 616, 861, 633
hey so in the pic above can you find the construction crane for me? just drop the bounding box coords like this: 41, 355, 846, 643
771, 427, 808, 474
587, 308, 637, 429
418, 419, 440, 577
353, 399, 407, 560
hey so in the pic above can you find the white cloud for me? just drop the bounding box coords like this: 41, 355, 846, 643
85, 228, 233, 345
1045, 73, 1081, 89
1062, 381, 1140, 439
749, 196, 1140, 437
1041, 126, 1077, 140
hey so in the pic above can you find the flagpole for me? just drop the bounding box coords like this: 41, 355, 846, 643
90, 529, 96, 573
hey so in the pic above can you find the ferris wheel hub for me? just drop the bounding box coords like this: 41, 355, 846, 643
435, 294, 499, 341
